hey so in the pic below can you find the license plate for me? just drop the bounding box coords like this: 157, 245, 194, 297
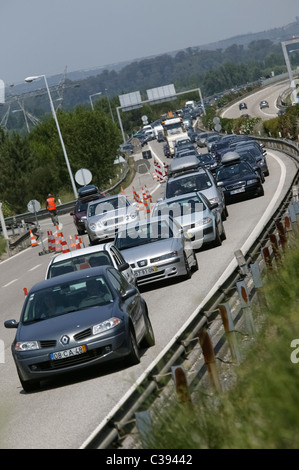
135, 266, 157, 277
50, 345, 87, 360
230, 188, 245, 195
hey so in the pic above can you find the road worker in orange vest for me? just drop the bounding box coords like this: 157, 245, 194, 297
46, 194, 59, 226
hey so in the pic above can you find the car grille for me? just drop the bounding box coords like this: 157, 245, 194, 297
226, 182, 246, 191
30, 346, 107, 371
40, 340, 57, 348
103, 216, 123, 226
74, 328, 92, 341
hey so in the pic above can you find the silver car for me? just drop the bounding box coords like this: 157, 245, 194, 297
114, 215, 198, 286
45, 242, 136, 286
152, 192, 226, 250
165, 166, 228, 221
83, 195, 139, 245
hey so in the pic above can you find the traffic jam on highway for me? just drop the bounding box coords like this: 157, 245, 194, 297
4, 102, 269, 393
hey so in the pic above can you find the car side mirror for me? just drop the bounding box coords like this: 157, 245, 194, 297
121, 286, 138, 300
118, 262, 130, 272
4, 319, 19, 329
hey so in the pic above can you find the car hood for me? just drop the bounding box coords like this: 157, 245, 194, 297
118, 237, 180, 263
17, 302, 117, 341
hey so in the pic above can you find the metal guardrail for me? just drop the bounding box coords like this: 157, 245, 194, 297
79, 140, 299, 449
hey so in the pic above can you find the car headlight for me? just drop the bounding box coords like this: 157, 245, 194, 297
88, 222, 97, 231
150, 251, 178, 263
195, 217, 212, 227
209, 197, 220, 204
15, 341, 40, 352
93, 317, 122, 335
126, 211, 138, 221
247, 179, 259, 185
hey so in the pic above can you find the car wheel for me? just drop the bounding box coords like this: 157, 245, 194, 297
140, 313, 155, 348
258, 186, 264, 197
77, 228, 85, 236
183, 252, 192, 279
126, 328, 141, 366
18, 369, 40, 393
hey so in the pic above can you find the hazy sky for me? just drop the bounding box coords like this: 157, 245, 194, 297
0, 0, 298, 85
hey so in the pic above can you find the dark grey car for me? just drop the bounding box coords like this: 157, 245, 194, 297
4, 266, 155, 392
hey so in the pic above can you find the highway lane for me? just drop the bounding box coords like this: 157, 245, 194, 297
0, 145, 296, 449
221, 79, 290, 120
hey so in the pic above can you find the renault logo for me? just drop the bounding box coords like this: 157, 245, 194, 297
60, 335, 69, 345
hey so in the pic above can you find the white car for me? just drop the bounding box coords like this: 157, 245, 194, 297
83, 195, 139, 245
45, 242, 136, 285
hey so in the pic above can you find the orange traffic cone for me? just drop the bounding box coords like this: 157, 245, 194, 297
30, 230, 38, 247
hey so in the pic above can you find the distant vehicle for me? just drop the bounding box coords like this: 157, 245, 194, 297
5, 266, 154, 392
157, 131, 165, 142
196, 132, 209, 148
260, 100, 269, 109
196, 152, 221, 175
163, 143, 171, 158
119, 142, 134, 154
239, 102, 247, 110
114, 215, 198, 286
216, 151, 264, 203
70, 185, 106, 236
206, 134, 221, 151
161, 117, 189, 157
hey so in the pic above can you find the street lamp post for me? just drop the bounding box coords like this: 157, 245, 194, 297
25, 74, 78, 199
89, 92, 102, 110
105, 88, 115, 122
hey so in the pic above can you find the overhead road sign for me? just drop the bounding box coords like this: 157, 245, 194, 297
146, 84, 176, 105
119, 91, 142, 111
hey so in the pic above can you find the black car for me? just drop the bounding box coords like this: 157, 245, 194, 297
70, 185, 106, 235
196, 152, 221, 175
216, 151, 264, 203
239, 102, 247, 110
163, 143, 171, 158
4, 266, 155, 392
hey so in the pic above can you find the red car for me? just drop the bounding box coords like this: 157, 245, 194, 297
70, 185, 106, 235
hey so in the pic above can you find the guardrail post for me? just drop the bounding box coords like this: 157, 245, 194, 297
276, 220, 287, 251
171, 365, 192, 406
261, 245, 272, 271
269, 233, 282, 265
198, 328, 222, 393
135, 410, 152, 449
218, 303, 241, 364
234, 249, 249, 276
236, 280, 255, 336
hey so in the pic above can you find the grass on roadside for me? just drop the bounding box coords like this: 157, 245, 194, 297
142, 236, 299, 449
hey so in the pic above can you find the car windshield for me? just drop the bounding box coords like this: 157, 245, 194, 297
197, 154, 215, 164
88, 197, 128, 217
115, 220, 173, 250
48, 252, 113, 278
166, 172, 213, 197
153, 196, 205, 218
22, 275, 114, 324
217, 161, 253, 180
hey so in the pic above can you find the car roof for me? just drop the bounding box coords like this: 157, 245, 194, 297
50, 242, 114, 264
30, 266, 113, 293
